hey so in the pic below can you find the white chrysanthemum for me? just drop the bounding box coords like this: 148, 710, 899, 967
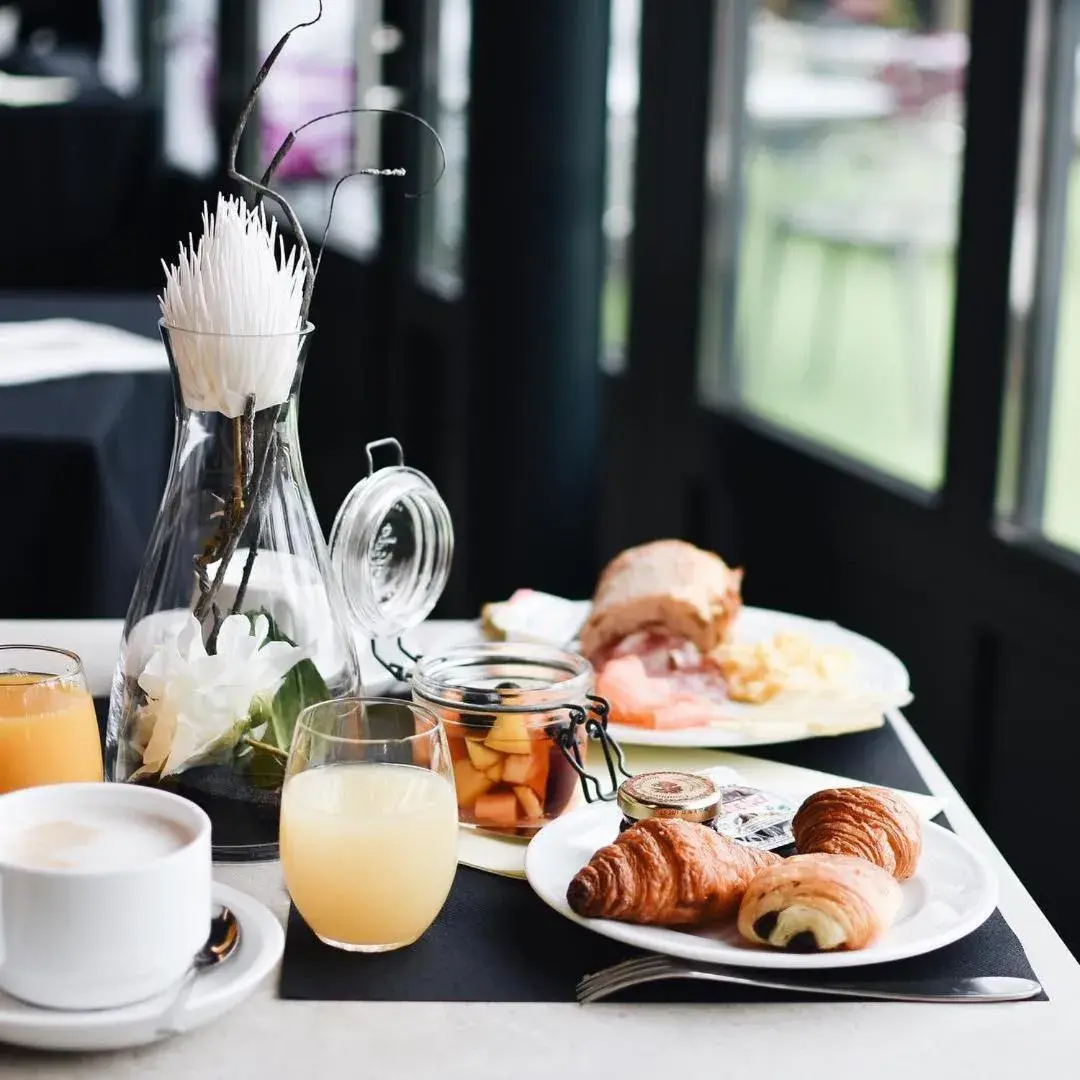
134, 612, 306, 778
159, 193, 307, 417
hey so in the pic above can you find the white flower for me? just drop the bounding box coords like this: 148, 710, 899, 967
159, 193, 306, 418
133, 612, 307, 778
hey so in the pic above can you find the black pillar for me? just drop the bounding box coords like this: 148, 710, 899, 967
216, 0, 260, 183
463, 0, 610, 606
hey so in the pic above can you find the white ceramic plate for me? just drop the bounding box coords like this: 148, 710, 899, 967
525, 798, 997, 970
603, 606, 912, 749
0, 882, 283, 1052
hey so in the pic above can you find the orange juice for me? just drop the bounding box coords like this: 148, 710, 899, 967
280, 762, 458, 950
0, 674, 103, 793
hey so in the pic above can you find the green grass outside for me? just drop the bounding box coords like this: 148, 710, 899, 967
602, 150, 1080, 551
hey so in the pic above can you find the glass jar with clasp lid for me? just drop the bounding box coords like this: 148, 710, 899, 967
410, 643, 629, 835
330, 440, 630, 836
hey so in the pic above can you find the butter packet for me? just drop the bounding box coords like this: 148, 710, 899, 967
481, 590, 591, 647
714, 783, 796, 851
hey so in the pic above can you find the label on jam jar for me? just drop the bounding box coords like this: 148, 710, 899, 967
713, 784, 796, 850
617, 771, 722, 830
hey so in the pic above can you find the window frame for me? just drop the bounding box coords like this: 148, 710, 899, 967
598, 0, 1080, 792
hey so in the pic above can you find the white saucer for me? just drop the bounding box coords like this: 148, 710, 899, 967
0, 882, 284, 1053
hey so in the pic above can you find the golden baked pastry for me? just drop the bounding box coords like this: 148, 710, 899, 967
566, 817, 778, 926
738, 853, 902, 952
792, 786, 922, 881
580, 540, 743, 662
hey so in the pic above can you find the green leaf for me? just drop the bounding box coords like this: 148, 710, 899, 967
268, 657, 330, 750
250, 609, 331, 756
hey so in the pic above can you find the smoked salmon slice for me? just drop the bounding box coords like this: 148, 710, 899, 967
596, 654, 726, 730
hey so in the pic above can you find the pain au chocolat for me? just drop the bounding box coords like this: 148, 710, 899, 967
792, 786, 922, 881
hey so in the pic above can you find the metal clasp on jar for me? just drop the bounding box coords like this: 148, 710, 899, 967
549, 694, 632, 803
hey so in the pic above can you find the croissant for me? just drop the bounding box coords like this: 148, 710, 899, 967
566, 818, 779, 926
738, 853, 902, 952
792, 786, 922, 880
580, 540, 744, 662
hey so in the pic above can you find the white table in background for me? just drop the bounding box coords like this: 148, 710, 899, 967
1, 618, 1079, 1079
747, 71, 897, 127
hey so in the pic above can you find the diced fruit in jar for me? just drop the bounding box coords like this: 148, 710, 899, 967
485, 760, 504, 782
452, 759, 493, 808
524, 745, 551, 800
501, 751, 532, 786
465, 738, 502, 771
484, 714, 532, 755
474, 791, 519, 829
514, 785, 543, 819
446, 731, 471, 761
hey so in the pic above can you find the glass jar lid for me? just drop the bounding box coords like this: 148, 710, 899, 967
411, 641, 594, 714
617, 771, 721, 825
329, 438, 454, 640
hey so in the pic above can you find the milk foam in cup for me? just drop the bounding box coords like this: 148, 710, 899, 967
0, 783, 212, 1010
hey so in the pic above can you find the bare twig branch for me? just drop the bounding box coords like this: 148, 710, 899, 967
226, 1, 323, 322
259, 108, 447, 287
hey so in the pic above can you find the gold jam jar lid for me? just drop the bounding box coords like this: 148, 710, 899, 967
617, 771, 721, 825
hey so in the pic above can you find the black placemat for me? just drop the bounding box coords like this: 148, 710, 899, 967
279, 717, 1047, 1003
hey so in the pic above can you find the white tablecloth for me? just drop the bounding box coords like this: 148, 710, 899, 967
1, 619, 1078, 1078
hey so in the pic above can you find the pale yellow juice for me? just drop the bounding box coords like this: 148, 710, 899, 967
0, 674, 103, 794
280, 762, 458, 949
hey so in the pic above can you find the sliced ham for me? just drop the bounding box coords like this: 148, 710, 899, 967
596, 653, 729, 730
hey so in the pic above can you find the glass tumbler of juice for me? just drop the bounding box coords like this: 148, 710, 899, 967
280, 697, 458, 952
0, 646, 103, 794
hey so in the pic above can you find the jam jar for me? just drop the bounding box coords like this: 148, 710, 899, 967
617, 771, 722, 832
411, 643, 598, 834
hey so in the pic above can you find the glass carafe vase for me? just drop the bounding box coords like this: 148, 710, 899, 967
106, 323, 362, 860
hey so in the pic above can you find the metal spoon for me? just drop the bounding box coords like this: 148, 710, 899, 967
157, 905, 241, 1036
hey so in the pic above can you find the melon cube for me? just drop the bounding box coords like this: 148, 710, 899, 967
465, 738, 502, 771
501, 752, 532, 785
524, 746, 551, 800
452, 759, 493, 808
473, 791, 519, 829
514, 785, 544, 820
484, 714, 532, 755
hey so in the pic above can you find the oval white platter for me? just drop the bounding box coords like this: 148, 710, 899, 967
602, 606, 912, 749
0, 883, 283, 1053
525, 797, 997, 971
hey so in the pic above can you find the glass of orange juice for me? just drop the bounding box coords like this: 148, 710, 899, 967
0, 646, 103, 794
280, 697, 458, 952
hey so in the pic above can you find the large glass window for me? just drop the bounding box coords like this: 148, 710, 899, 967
700, 0, 969, 489
418, 0, 470, 292
601, 0, 642, 374
163, 0, 217, 175
261, 0, 383, 259
998, 1, 1080, 551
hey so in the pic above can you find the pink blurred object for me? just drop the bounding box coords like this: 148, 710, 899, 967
259, 58, 355, 181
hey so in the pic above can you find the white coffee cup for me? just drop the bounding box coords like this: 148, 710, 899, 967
0, 783, 212, 1010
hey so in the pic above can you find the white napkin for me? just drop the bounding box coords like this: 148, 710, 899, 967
0, 320, 166, 386
459, 746, 945, 880
0, 71, 78, 107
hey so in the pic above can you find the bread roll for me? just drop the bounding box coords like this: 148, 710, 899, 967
580, 540, 743, 661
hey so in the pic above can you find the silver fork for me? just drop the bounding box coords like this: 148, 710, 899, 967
577, 955, 1043, 1004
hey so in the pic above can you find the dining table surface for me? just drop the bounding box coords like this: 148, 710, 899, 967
1, 617, 1079, 1077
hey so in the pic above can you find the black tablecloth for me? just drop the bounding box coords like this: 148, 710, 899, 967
279, 719, 1045, 1004
0, 293, 172, 617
